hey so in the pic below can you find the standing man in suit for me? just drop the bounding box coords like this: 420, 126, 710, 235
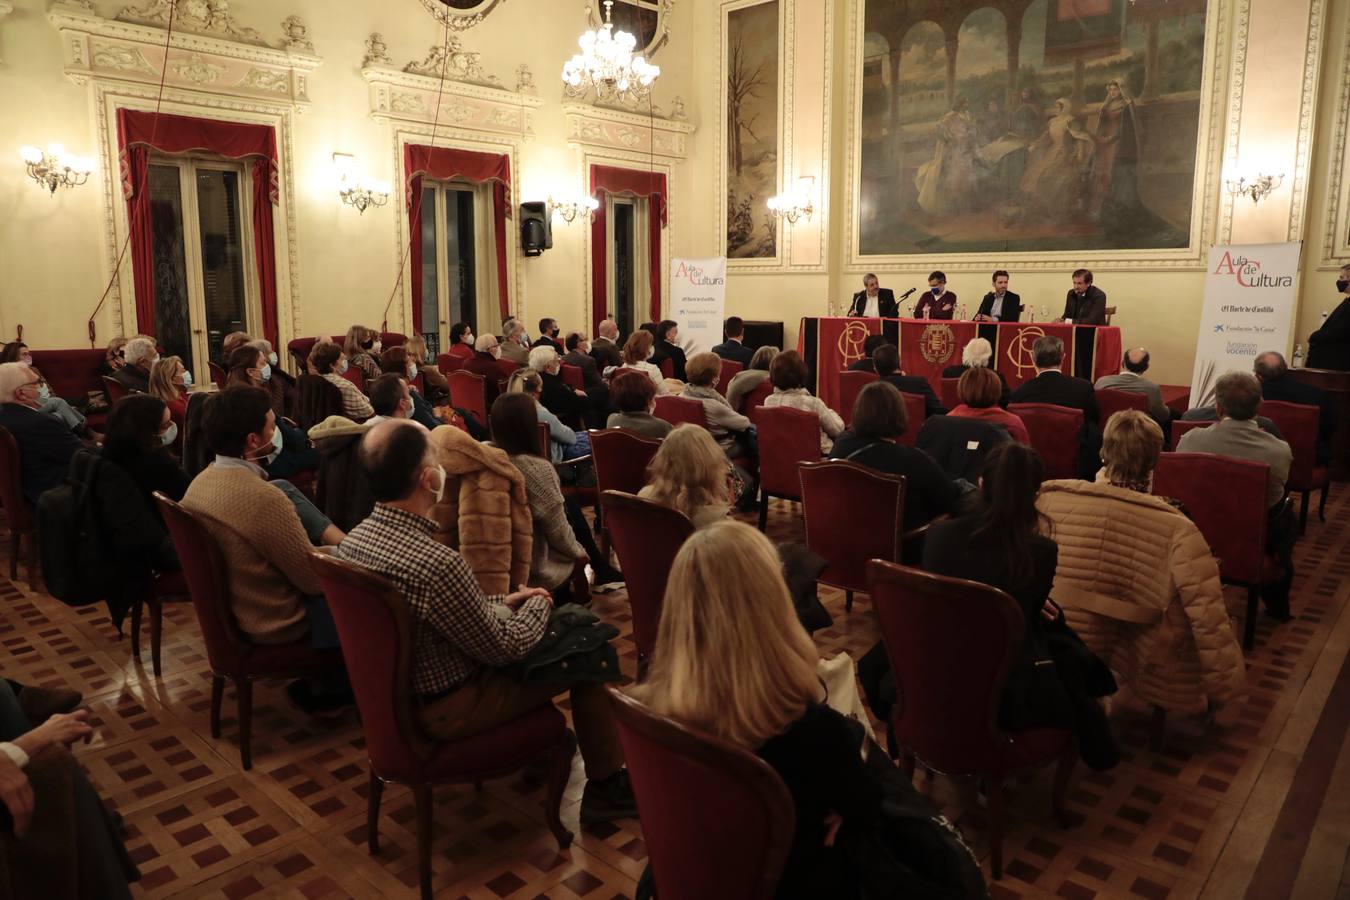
914, 271, 957, 320
975, 270, 1022, 322
0, 363, 85, 504
1307, 264, 1350, 371
1008, 335, 1099, 426
848, 273, 899, 317
712, 316, 756, 366
1058, 269, 1108, 325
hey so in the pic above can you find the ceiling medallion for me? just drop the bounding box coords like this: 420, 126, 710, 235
416, 0, 508, 31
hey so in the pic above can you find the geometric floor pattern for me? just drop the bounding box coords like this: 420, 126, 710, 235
3, 485, 1350, 898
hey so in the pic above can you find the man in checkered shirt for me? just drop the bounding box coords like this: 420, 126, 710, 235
336, 419, 636, 823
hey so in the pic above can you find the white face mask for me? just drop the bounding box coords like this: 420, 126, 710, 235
268, 351, 279, 366
338, 359, 349, 374
372, 341, 383, 354
245, 427, 283, 466
181, 370, 194, 388
161, 422, 178, 446
428, 463, 447, 503
259, 363, 272, 383
408, 363, 419, 379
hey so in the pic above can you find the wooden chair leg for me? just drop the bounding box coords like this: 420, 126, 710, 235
1319, 486, 1329, 522
757, 491, 769, 531
236, 678, 253, 771
845, 590, 854, 613
129, 601, 143, 661
1243, 586, 1258, 651
1150, 705, 1167, 752
26, 532, 37, 590
8, 533, 17, 580
1299, 492, 1310, 533
414, 783, 434, 900
150, 600, 164, 677
366, 770, 384, 854
544, 729, 577, 850
986, 777, 1005, 880
209, 675, 224, 738
1052, 744, 1078, 828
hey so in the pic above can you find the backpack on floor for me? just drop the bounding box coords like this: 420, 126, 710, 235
37, 448, 111, 606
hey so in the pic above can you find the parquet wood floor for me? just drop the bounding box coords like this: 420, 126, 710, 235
2, 487, 1349, 898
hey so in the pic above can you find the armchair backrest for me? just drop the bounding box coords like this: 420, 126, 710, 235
752, 405, 823, 498
1258, 400, 1318, 490
799, 460, 904, 594
294, 374, 344, 432
28, 349, 106, 401
717, 359, 744, 396
1008, 403, 1084, 479
1152, 452, 1268, 585
600, 490, 694, 662
1095, 388, 1148, 426
653, 395, 707, 428
1168, 419, 1212, 450
0, 428, 33, 529
837, 370, 878, 427
448, 370, 488, 424
898, 392, 927, 448
591, 428, 662, 497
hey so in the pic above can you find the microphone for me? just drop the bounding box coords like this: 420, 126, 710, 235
899, 287, 917, 299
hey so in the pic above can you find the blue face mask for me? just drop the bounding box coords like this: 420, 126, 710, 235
181, 370, 194, 388
259, 363, 272, 382
931, 286, 943, 295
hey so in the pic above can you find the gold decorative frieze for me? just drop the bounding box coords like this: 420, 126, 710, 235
562, 101, 693, 160
362, 63, 543, 138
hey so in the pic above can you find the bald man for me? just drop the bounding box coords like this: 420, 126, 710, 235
1094, 347, 1170, 424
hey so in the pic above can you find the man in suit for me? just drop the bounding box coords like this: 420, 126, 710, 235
1008, 335, 1099, 426
712, 316, 755, 366
913, 271, 957, 320
114, 335, 157, 393
650, 319, 688, 381
1306, 264, 1350, 371
848, 273, 899, 318
593, 318, 620, 350
1094, 347, 1170, 425
1254, 351, 1333, 462
0, 362, 84, 504
848, 334, 889, 373
531, 318, 565, 353
873, 344, 946, 418
563, 332, 604, 390
975, 270, 1022, 322
1057, 269, 1108, 325
498, 319, 531, 366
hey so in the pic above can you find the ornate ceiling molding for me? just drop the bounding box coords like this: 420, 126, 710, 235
562, 100, 692, 160
416, 0, 509, 31
362, 53, 543, 137
48, 0, 322, 108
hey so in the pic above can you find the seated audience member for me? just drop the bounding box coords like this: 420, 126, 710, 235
529, 345, 592, 427
564, 332, 605, 391
1038, 411, 1247, 710
491, 394, 624, 598
249, 339, 297, 419
629, 521, 882, 900
1094, 348, 1171, 425
0, 341, 93, 437
593, 317, 621, 351
405, 334, 449, 403
683, 351, 756, 458
227, 347, 318, 481
712, 316, 756, 366
948, 366, 1029, 444
467, 334, 506, 409
342, 325, 382, 382
848, 334, 889, 373
147, 353, 191, 434
337, 419, 636, 822
446, 323, 476, 362
309, 340, 374, 421
508, 369, 591, 462
365, 372, 413, 426
499, 319, 532, 366
942, 336, 1009, 406
1008, 335, 1099, 426
639, 424, 732, 529
307, 400, 377, 533
1254, 350, 1333, 463
764, 350, 845, 454
114, 336, 158, 393
0, 362, 84, 503
533, 318, 564, 352
922, 443, 1119, 770
102, 393, 191, 511
606, 370, 673, 439
650, 319, 688, 381
377, 346, 442, 430
100, 336, 129, 377
829, 382, 961, 534
615, 330, 667, 394
872, 344, 946, 418
725, 344, 778, 413
220, 331, 254, 367
0, 682, 139, 898
182, 387, 344, 660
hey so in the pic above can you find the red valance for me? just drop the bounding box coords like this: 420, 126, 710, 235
117, 108, 278, 204
591, 165, 667, 224
590, 165, 667, 334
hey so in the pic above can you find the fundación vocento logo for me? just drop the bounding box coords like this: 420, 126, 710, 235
1212, 250, 1294, 288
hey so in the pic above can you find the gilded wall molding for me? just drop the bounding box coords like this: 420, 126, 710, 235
561, 101, 693, 159
1286, 0, 1325, 243
1321, 8, 1350, 263
363, 63, 543, 138
1216, 0, 1251, 245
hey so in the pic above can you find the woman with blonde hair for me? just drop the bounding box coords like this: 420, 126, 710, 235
726, 344, 778, 413
616, 330, 667, 394
342, 325, 382, 381
630, 520, 880, 899
1098, 407, 1163, 492
101, 336, 129, 376
404, 334, 449, 402
507, 368, 590, 462
147, 354, 191, 432
638, 424, 730, 528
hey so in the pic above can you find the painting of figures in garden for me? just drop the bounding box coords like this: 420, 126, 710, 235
858, 0, 1208, 255
726, 0, 779, 259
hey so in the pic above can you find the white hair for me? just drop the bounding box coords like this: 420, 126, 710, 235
0, 362, 33, 402
125, 336, 158, 366
474, 333, 499, 352
962, 337, 993, 368
528, 345, 559, 373
598, 319, 619, 338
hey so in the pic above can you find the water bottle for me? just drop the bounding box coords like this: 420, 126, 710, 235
1292, 343, 1305, 368
1028, 306, 1036, 323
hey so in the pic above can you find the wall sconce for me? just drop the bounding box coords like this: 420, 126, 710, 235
332, 152, 389, 214
1225, 172, 1284, 205
547, 194, 599, 224
767, 175, 815, 224
20, 143, 94, 194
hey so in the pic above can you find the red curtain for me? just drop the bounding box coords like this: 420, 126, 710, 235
589, 165, 667, 336
116, 109, 280, 347
404, 144, 512, 334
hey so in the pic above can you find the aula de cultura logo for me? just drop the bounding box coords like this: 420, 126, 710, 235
674, 261, 724, 286
1212, 250, 1294, 288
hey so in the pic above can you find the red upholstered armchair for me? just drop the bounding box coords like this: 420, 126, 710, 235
208, 361, 228, 390
102, 374, 132, 404
560, 363, 584, 390
717, 359, 744, 396
653, 395, 707, 428
1152, 452, 1274, 650
867, 560, 1077, 880
590, 428, 663, 555
1095, 388, 1147, 426
437, 352, 467, 373
600, 490, 694, 674
799, 460, 904, 613
751, 405, 823, 531
154, 494, 344, 770
938, 377, 961, 413
288, 333, 407, 373
658, 358, 674, 379
605, 688, 795, 900
837, 370, 877, 427
0, 427, 38, 588
1008, 403, 1083, 479
310, 554, 574, 900
1167, 419, 1211, 450
447, 370, 488, 425
1260, 399, 1331, 530
28, 348, 110, 429
898, 392, 927, 448
742, 380, 774, 416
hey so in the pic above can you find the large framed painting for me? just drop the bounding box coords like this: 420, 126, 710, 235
854, 0, 1218, 261
724, 0, 781, 261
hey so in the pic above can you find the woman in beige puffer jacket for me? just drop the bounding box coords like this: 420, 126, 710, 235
1037, 478, 1246, 715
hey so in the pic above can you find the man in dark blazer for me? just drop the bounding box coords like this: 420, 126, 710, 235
873, 345, 946, 418
975, 269, 1023, 322
848, 335, 890, 372
1307, 264, 1350, 370
563, 332, 604, 390
1254, 350, 1333, 462
712, 316, 756, 366
650, 319, 688, 381
1057, 268, 1108, 325
848, 273, 899, 318
1008, 335, 1099, 426
531, 318, 565, 353
0, 363, 84, 504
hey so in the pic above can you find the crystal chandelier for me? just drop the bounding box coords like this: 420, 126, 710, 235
20, 144, 94, 194
562, 0, 660, 103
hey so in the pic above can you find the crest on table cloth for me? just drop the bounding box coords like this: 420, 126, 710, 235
1006, 326, 1046, 378
836, 322, 871, 367
919, 324, 956, 365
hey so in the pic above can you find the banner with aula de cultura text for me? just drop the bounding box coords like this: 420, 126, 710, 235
670, 257, 727, 357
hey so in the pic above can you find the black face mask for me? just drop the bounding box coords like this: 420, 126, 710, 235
1337, 279, 1349, 294
551, 327, 560, 337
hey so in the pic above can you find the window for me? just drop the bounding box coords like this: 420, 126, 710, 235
147, 158, 257, 379
418, 180, 495, 355
608, 195, 650, 336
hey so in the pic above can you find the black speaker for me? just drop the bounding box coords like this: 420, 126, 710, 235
519, 201, 551, 256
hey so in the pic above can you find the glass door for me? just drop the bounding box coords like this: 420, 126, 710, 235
612, 198, 636, 338
420, 181, 482, 355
